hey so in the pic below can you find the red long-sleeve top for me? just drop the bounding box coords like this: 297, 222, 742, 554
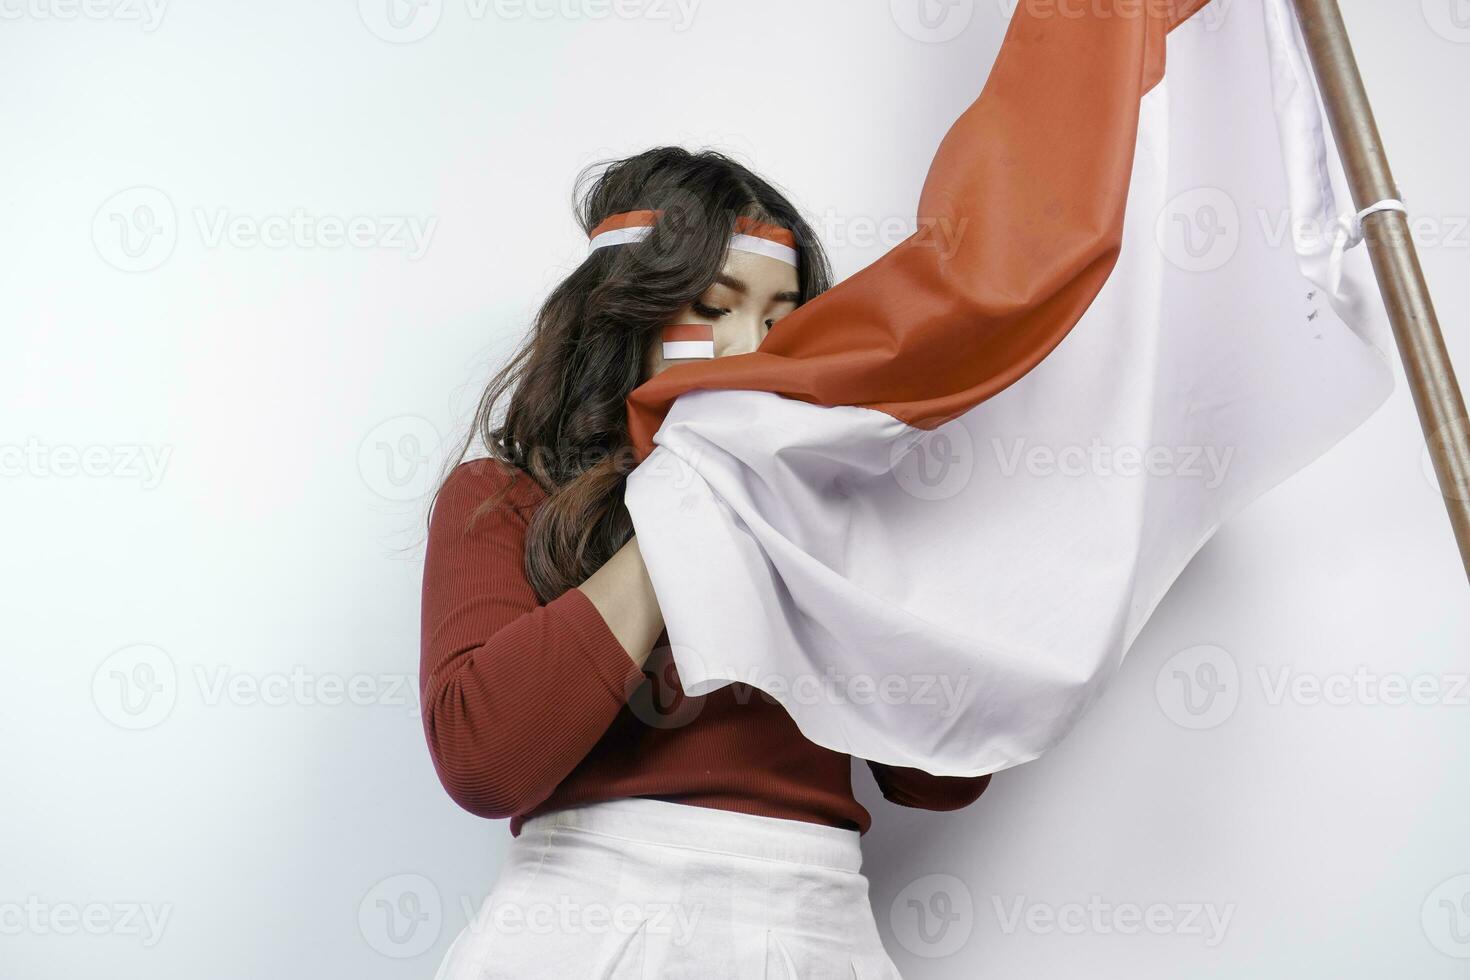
420, 457, 991, 837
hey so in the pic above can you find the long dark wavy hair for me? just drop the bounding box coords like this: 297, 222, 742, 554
434, 147, 833, 603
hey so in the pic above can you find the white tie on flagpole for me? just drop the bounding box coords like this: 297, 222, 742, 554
1337, 197, 1408, 250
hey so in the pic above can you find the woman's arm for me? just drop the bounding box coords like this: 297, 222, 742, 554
865, 761, 992, 811
577, 533, 664, 664
419, 459, 662, 820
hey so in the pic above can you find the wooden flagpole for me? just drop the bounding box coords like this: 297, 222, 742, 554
1289, 0, 1470, 584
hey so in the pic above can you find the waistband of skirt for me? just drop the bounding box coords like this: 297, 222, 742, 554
520, 798, 864, 874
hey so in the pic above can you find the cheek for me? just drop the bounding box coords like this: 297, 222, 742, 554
643, 337, 667, 380
711, 316, 768, 358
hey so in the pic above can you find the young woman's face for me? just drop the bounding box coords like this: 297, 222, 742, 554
643, 247, 801, 380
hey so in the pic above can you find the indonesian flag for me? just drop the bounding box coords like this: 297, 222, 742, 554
622, 0, 1394, 776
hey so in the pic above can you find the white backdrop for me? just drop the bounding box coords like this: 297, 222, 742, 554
2, 1, 1467, 977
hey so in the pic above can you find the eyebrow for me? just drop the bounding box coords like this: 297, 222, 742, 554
714, 273, 801, 305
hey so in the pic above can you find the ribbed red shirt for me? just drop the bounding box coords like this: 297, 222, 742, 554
420, 457, 991, 837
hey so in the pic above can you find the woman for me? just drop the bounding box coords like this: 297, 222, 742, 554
421, 147, 991, 979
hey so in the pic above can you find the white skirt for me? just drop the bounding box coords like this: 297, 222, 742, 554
432, 797, 905, 979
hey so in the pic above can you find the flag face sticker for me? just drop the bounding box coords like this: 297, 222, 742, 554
661, 323, 715, 360
622, 0, 1394, 777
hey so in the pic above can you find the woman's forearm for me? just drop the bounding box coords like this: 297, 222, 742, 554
575, 535, 664, 669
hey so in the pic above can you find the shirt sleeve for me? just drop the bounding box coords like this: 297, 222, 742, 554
865, 760, 993, 812
419, 459, 648, 820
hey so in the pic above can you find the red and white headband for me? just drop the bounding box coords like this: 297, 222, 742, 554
587, 209, 800, 268
588, 209, 800, 361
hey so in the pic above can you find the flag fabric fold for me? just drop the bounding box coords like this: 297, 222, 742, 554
623, 0, 1394, 776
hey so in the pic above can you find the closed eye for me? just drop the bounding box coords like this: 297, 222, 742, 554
693, 302, 730, 319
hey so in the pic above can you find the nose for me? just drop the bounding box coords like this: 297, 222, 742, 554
718, 313, 768, 358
